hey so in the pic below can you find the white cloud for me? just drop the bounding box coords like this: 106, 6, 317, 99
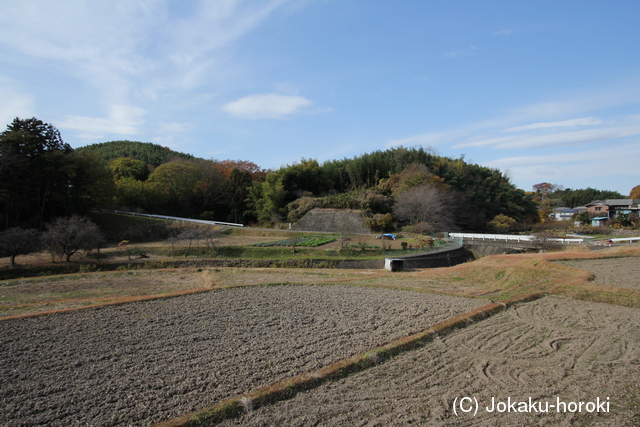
493, 28, 514, 36
57, 105, 146, 139
223, 94, 314, 119
455, 124, 640, 150
503, 117, 603, 133
0, 84, 34, 127
484, 142, 640, 190
443, 45, 481, 58
0, 0, 297, 108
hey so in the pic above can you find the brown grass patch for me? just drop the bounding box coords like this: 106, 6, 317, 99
407, 244, 640, 308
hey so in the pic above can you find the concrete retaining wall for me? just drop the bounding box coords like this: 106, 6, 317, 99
292, 209, 370, 234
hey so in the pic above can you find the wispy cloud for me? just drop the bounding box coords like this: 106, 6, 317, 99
484, 142, 640, 190
443, 45, 481, 58
503, 117, 603, 133
57, 105, 146, 139
0, 82, 33, 126
455, 125, 640, 150
384, 86, 640, 193
0, 0, 298, 136
493, 28, 514, 36
223, 94, 316, 119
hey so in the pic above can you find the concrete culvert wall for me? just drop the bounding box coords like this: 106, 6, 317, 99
292, 209, 370, 234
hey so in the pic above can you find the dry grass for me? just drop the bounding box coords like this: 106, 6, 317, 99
411, 244, 640, 308
2, 244, 640, 319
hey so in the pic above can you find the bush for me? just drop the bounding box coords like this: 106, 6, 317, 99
487, 214, 517, 233
363, 213, 393, 232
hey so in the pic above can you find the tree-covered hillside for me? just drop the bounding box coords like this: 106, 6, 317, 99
5, 117, 633, 234
244, 148, 538, 231
76, 140, 194, 167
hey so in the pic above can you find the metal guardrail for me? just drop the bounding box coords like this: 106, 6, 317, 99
450, 233, 640, 245
101, 209, 244, 227
449, 233, 584, 245
611, 237, 640, 242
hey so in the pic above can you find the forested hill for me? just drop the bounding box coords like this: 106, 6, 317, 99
76, 140, 193, 167
5, 118, 632, 233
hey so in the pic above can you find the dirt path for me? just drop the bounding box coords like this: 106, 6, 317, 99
0, 285, 487, 426
220, 295, 640, 426
556, 257, 640, 290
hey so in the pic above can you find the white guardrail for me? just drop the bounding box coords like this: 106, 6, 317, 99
610, 237, 640, 243
103, 210, 244, 227
449, 233, 583, 245
450, 233, 640, 245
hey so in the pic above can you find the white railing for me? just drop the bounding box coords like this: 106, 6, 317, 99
611, 237, 640, 243
101, 209, 244, 227
449, 233, 584, 245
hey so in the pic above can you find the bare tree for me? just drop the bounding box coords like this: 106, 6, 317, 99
201, 227, 221, 256
0, 227, 40, 266
289, 232, 304, 254
338, 224, 354, 250
393, 185, 457, 234
167, 222, 221, 257
42, 216, 105, 262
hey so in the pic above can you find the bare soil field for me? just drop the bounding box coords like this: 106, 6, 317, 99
219, 295, 640, 427
556, 257, 640, 290
0, 285, 488, 426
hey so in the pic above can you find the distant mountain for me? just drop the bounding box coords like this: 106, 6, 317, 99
76, 140, 194, 167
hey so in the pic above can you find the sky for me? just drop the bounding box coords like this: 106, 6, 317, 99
1, 0, 639, 195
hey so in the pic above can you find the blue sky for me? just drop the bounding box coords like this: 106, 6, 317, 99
1, 0, 639, 195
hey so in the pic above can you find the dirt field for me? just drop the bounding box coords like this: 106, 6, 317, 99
219, 295, 640, 427
0, 285, 487, 427
557, 257, 640, 290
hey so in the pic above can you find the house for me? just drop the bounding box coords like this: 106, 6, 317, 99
549, 207, 578, 221
585, 202, 611, 217
591, 217, 609, 227
585, 199, 640, 219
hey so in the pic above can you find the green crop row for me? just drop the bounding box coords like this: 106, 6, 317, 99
253, 237, 336, 248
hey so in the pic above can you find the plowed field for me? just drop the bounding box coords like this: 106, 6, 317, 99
0, 285, 487, 426
220, 295, 640, 426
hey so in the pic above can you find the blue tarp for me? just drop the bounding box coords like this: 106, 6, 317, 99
376, 233, 396, 240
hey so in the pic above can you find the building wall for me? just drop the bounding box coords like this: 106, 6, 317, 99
587, 204, 610, 215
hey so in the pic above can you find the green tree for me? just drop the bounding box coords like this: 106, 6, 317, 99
193, 159, 225, 215
68, 151, 116, 210
76, 140, 193, 167
225, 168, 252, 223
147, 160, 201, 213
279, 158, 332, 200
113, 177, 162, 211
0, 117, 73, 229
108, 157, 150, 181
555, 187, 624, 208
245, 173, 287, 224
487, 214, 517, 233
